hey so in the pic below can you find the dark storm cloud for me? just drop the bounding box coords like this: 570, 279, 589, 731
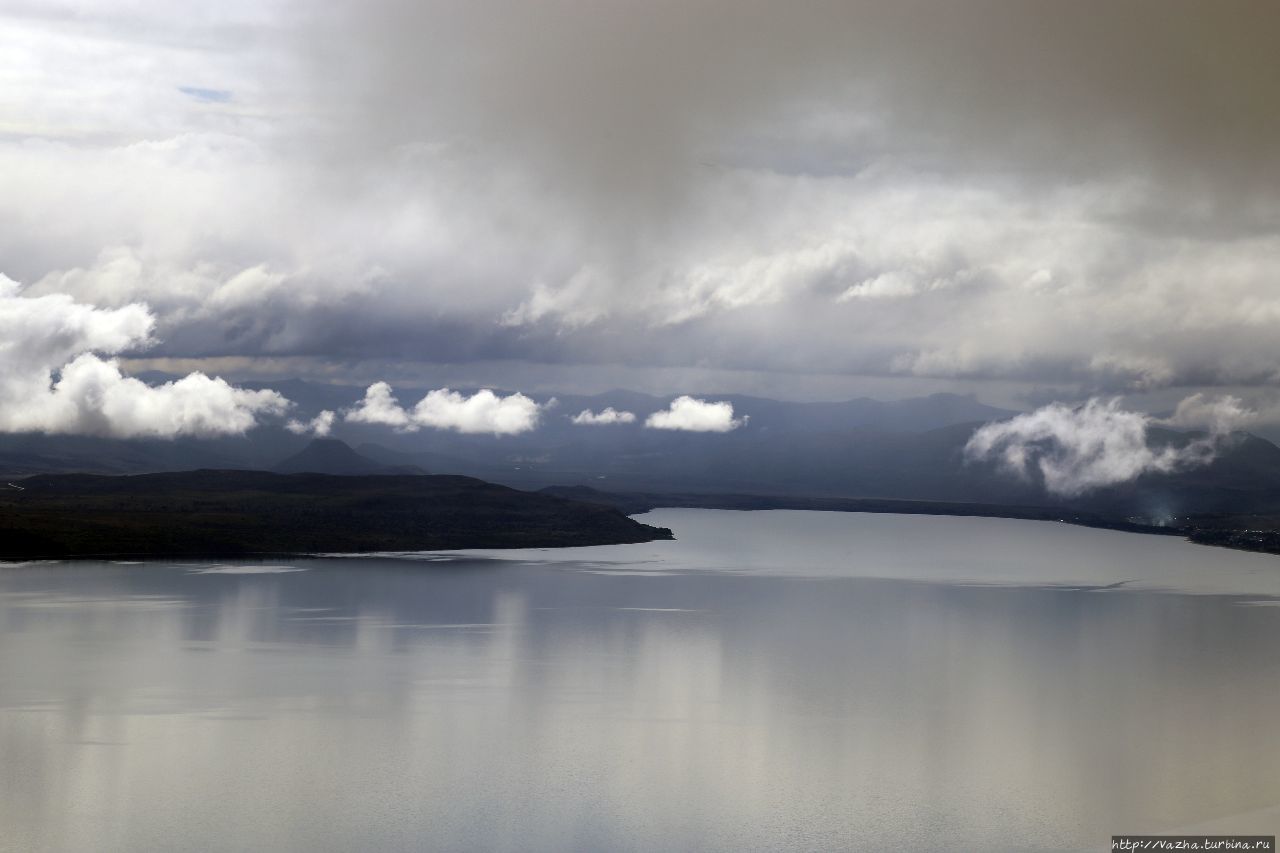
262, 0, 1280, 392
6, 0, 1280, 408
311, 0, 1280, 208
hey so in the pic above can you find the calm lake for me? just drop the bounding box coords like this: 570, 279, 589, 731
2, 510, 1279, 852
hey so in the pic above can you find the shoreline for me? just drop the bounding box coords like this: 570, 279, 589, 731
546, 486, 1280, 559
6, 476, 1277, 562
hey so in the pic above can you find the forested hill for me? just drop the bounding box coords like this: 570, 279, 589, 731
0, 470, 672, 559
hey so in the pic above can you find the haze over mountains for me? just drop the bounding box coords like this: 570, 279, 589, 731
273, 438, 426, 476
5, 379, 1280, 524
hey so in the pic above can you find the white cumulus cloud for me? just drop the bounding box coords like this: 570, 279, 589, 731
644, 396, 745, 432
286, 410, 336, 436
343, 382, 411, 429
0, 274, 288, 438
346, 382, 541, 435
965, 396, 1246, 497
571, 407, 636, 425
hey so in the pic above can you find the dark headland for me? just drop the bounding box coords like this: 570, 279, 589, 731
0, 470, 673, 560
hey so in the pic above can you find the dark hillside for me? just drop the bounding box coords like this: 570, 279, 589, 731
0, 470, 672, 559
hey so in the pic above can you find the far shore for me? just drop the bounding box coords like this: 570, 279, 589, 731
545, 486, 1280, 559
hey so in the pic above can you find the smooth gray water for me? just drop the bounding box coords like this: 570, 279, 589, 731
2, 510, 1279, 852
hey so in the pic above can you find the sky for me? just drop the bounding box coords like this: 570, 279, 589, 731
4, 0, 1280, 440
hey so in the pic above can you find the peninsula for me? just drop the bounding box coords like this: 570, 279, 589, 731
0, 470, 673, 559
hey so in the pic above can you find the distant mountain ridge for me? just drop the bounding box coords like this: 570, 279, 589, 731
4, 383, 1280, 523
0, 386, 1018, 480
274, 439, 426, 475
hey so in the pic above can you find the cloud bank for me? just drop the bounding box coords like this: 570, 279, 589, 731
7, 2, 1280, 402
346, 382, 541, 435
0, 274, 287, 438
965, 397, 1244, 497
571, 408, 636, 426
645, 397, 745, 433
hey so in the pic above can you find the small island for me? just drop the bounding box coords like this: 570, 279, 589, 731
0, 470, 673, 559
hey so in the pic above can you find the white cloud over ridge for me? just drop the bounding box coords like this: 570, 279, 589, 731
346, 382, 541, 435
645, 397, 745, 433
1162, 393, 1257, 434
965, 397, 1245, 498
286, 410, 336, 437
571, 408, 636, 426
0, 274, 288, 438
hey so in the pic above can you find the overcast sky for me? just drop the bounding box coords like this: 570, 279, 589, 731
4, 0, 1280, 415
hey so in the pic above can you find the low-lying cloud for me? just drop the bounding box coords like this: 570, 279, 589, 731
0, 275, 288, 438
1161, 393, 1257, 434
346, 382, 541, 435
645, 396, 745, 433
965, 396, 1246, 497
286, 410, 336, 437
571, 407, 636, 426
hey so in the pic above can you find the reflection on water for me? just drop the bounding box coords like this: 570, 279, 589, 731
2, 511, 1279, 852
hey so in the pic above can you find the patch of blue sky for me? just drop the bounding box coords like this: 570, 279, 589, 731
178, 86, 232, 103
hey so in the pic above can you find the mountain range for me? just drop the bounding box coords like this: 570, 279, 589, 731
5, 381, 1280, 524
274, 438, 426, 476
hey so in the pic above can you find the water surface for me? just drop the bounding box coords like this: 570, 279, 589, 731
2, 510, 1279, 852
